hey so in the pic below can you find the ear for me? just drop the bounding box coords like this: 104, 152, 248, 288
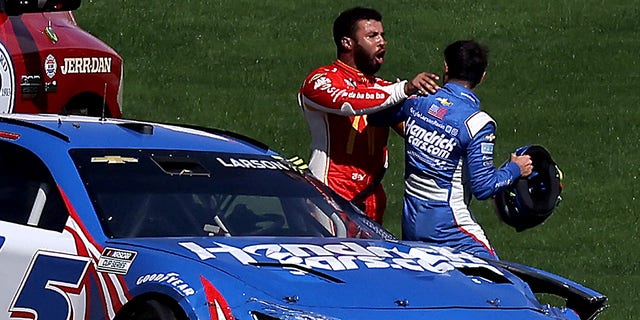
341, 37, 353, 50
443, 62, 449, 82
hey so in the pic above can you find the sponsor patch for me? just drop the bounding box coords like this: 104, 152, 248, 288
343, 78, 357, 88
427, 104, 447, 119
405, 119, 456, 159
309, 72, 326, 82
310, 74, 387, 103
444, 125, 459, 136
97, 248, 137, 275
312, 75, 331, 89
481, 143, 494, 155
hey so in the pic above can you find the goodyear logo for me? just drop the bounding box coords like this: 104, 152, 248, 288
136, 272, 195, 296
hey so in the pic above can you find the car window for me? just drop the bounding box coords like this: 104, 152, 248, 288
70, 149, 396, 240
0, 141, 68, 232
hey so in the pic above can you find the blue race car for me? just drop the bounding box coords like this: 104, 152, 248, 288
0, 114, 607, 320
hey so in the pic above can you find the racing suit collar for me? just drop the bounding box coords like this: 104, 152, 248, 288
444, 82, 479, 104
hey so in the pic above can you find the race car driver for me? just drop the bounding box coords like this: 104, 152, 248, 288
298, 7, 440, 223
369, 40, 532, 258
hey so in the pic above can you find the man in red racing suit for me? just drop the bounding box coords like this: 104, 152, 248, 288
298, 7, 439, 223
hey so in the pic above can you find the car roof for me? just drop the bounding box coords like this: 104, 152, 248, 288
0, 113, 271, 154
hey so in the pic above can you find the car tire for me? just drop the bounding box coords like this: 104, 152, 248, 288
115, 299, 187, 320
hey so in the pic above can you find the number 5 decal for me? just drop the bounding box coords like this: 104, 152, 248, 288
9, 251, 91, 320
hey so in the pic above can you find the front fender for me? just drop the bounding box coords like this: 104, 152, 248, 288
486, 259, 608, 320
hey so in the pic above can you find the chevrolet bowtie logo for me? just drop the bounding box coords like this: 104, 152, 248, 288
91, 156, 139, 164
435, 97, 453, 106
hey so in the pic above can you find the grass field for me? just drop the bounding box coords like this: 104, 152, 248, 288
77, 1, 639, 318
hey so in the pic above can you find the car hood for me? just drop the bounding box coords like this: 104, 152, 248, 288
118, 237, 543, 312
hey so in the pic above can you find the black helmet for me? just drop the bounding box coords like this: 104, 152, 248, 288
494, 145, 563, 232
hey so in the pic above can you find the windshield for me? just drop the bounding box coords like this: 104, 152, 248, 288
71, 149, 395, 240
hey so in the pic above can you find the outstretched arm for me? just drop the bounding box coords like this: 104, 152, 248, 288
299, 67, 439, 116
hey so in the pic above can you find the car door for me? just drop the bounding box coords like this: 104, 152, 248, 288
0, 140, 90, 319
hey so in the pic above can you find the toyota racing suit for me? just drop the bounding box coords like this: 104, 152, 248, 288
298, 60, 409, 223
371, 82, 521, 258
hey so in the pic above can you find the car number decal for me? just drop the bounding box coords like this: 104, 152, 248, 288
9, 251, 91, 320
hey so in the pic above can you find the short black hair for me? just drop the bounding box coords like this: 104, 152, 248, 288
444, 40, 488, 88
333, 7, 382, 52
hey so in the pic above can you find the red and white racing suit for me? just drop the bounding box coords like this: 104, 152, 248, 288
298, 60, 409, 223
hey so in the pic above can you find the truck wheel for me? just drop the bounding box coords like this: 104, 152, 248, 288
63, 94, 111, 117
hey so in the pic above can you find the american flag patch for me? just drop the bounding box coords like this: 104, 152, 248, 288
428, 104, 447, 119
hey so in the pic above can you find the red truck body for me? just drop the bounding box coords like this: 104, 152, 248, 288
0, 0, 122, 117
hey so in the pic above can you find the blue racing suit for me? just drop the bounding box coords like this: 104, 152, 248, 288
371, 82, 521, 258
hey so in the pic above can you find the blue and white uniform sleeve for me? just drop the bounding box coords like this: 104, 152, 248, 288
465, 112, 521, 200
367, 98, 412, 127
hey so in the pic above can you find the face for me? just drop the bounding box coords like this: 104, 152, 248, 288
350, 19, 386, 75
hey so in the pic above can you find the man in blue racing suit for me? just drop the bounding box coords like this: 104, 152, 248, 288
370, 40, 532, 258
